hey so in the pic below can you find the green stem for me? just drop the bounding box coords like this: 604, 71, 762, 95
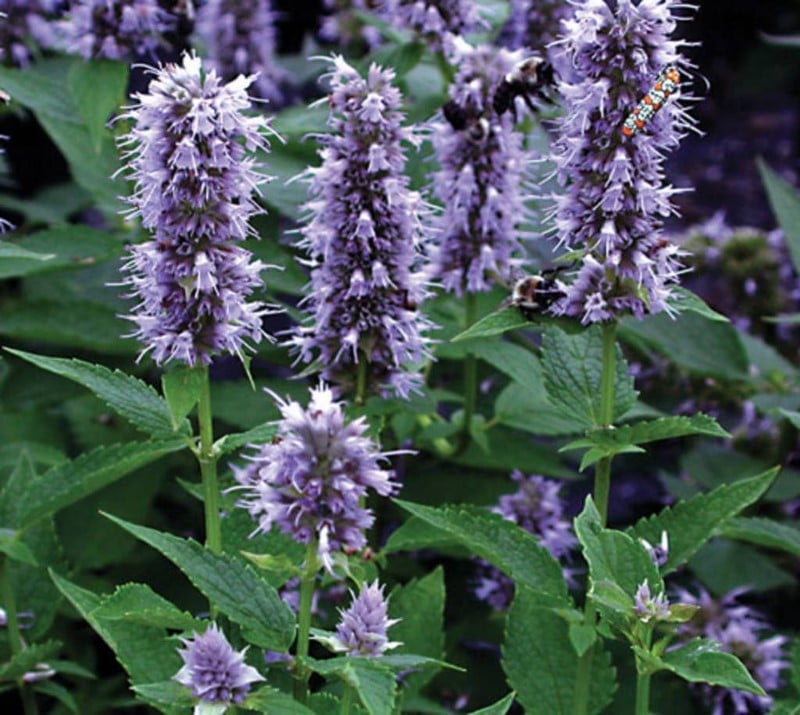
355, 355, 368, 406
573, 321, 619, 715
635, 631, 654, 715
0, 556, 38, 715
458, 292, 478, 453
293, 540, 319, 704
340, 684, 355, 715
197, 366, 221, 557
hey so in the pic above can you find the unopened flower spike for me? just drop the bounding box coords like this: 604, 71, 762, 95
633, 580, 670, 624
639, 530, 669, 567
327, 580, 402, 657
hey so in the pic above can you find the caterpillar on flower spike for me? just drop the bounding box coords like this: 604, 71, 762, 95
621, 65, 681, 137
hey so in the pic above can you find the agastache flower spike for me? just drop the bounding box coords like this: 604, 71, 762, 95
64, 0, 175, 60
0, 1, 61, 67
194, 0, 287, 105
118, 52, 274, 366
633, 580, 669, 623
329, 580, 402, 657
429, 37, 534, 295
174, 623, 265, 708
549, 0, 695, 324
292, 56, 431, 398
232, 385, 399, 573
502, 0, 571, 54
383, 0, 484, 51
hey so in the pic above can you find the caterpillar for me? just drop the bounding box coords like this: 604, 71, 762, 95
621, 65, 681, 137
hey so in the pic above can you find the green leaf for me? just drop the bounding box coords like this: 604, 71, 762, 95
0, 528, 38, 565
563, 414, 729, 470
574, 498, 662, 598
468, 693, 516, 715
4, 440, 185, 529
67, 59, 128, 152
243, 685, 317, 714
0, 640, 61, 680
161, 366, 205, 431
0, 226, 121, 280
759, 158, 800, 274
502, 587, 616, 715
0, 59, 122, 210
305, 656, 397, 715
94, 583, 199, 631
130, 681, 192, 708
439, 338, 541, 391
214, 422, 278, 456
659, 638, 766, 694
104, 515, 295, 651
721, 516, 800, 556
627, 467, 779, 573
690, 539, 795, 593
451, 308, 530, 342
5, 349, 183, 437
619, 311, 749, 381
495, 381, 590, 437
372, 40, 426, 77
671, 287, 730, 322
394, 500, 569, 605
541, 326, 636, 429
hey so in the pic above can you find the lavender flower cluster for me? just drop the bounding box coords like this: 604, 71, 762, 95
0, 0, 60, 66
384, 0, 483, 50
233, 385, 398, 572
331, 580, 401, 657
475, 472, 576, 610
195, 0, 286, 105
550, 0, 694, 324
674, 586, 788, 714
119, 52, 272, 366
64, 0, 174, 60
292, 56, 430, 398
501, 0, 571, 54
429, 37, 533, 295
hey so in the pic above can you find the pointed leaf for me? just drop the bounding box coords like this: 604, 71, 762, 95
214, 423, 278, 456
720, 516, 800, 557
759, 158, 800, 273
94, 583, 200, 631
671, 287, 729, 322
305, 657, 396, 715
502, 586, 616, 715
627, 468, 779, 573
451, 308, 529, 342
541, 326, 636, 428
468, 693, 516, 714
242, 685, 317, 714
0, 528, 38, 565
0, 640, 61, 680
394, 500, 569, 604
161, 366, 205, 430
5, 349, 183, 437
104, 515, 295, 651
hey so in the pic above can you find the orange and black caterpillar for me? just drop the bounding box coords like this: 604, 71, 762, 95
621, 65, 680, 137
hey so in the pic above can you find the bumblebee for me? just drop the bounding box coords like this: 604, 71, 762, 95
442, 99, 490, 144
493, 57, 556, 121
508, 270, 565, 320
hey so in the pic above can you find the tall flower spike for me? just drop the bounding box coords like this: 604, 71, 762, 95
501, 0, 571, 54
194, 0, 287, 105
232, 385, 398, 572
64, 0, 174, 60
475, 472, 576, 610
674, 586, 788, 714
0, 1, 61, 67
549, 0, 695, 324
292, 56, 431, 398
118, 52, 274, 366
383, 0, 484, 51
175, 623, 265, 707
429, 37, 534, 295
330, 580, 401, 657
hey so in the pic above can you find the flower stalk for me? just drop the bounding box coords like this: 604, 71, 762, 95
293, 540, 318, 704
196, 366, 221, 558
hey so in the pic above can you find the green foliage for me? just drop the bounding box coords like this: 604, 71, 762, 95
161, 366, 206, 431
305, 656, 397, 715
502, 587, 617, 715
759, 158, 800, 274
468, 693, 516, 714
450, 307, 530, 341
105, 514, 296, 651
244, 685, 317, 714
721, 516, 800, 556
627, 467, 779, 573
67, 60, 128, 153
541, 326, 637, 428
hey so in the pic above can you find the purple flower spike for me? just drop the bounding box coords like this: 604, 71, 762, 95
475, 472, 576, 610
384, 0, 484, 50
674, 586, 789, 714
331, 580, 401, 657
118, 52, 275, 367
633, 580, 669, 623
502, 0, 571, 54
0, 1, 61, 67
233, 385, 399, 573
291, 56, 431, 398
429, 37, 534, 295
64, 0, 175, 60
175, 623, 265, 705
549, 0, 696, 324
195, 0, 287, 105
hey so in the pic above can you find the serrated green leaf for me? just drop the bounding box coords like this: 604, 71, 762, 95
383, 517, 464, 554
468, 693, 516, 715
243, 685, 317, 714
627, 467, 779, 573
495, 381, 589, 437
659, 638, 766, 694
394, 500, 569, 605
6, 349, 184, 437
0, 528, 38, 565
214, 423, 278, 456
563, 414, 729, 469
590, 579, 635, 615
104, 515, 295, 651
0, 640, 61, 680
451, 308, 530, 342
131, 681, 192, 707
440, 338, 541, 392
305, 657, 396, 715
94, 583, 200, 631
568, 622, 597, 658
671, 287, 729, 322
5, 439, 185, 529
759, 158, 800, 274
720, 516, 800, 557
67, 59, 128, 152
541, 326, 636, 429
502, 587, 616, 715
161, 366, 205, 430
620, 311, 749, 381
